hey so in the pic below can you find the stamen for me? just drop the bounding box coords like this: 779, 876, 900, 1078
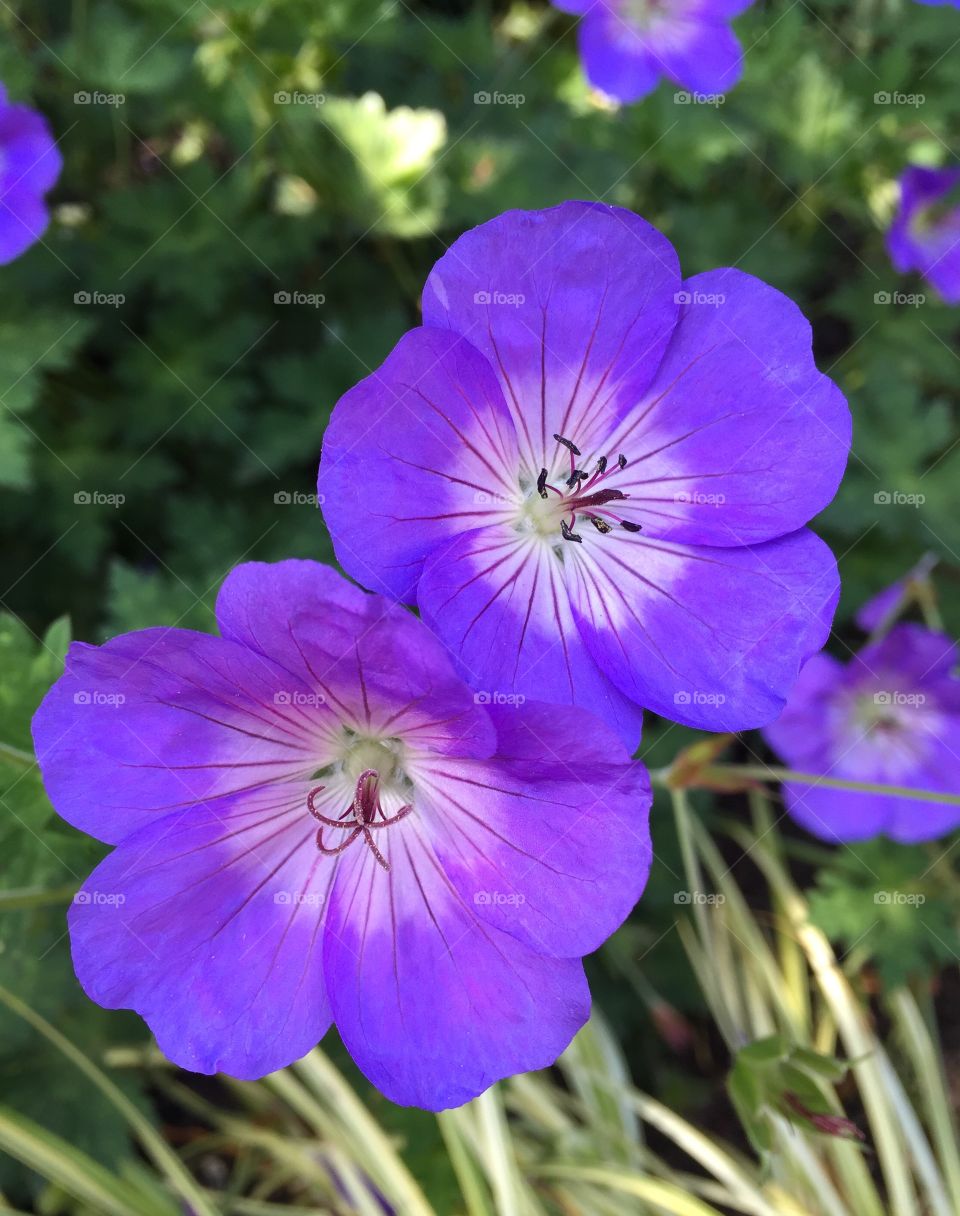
306, 769, 413, 873
560, 519, 583, 544
527, 436, 641, 546
553, 433, 581, 456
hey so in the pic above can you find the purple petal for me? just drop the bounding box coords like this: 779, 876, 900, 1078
287, 614, 497, 759
578, 12, 664, 103
853, 558, 940, 634
418, 701, 652, 957
322, 824, 590, 1109
69, 801, 334, 1077
422, 202, 681, 472
319, 328, 520, 603
0, 101, 62, 194
765, 625, 960, 843
217, 561, 497, 758
416, 526, 646, 749
605, 269, 850, 545
781, 783, 892, 843
762, 652, 845, 772
886, 166, 960, 304
858, 624, 959, 689
0, 184, 50, 264
216, 558, 373, 657
651, 16, 744, 94
566, 527, 840, 730
32, 629, 327, 844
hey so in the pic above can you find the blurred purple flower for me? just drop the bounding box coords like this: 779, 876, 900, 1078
319, 202, 850, 747
886, 166, 960, 304
855, 554, 938, 634
0, 82, 61, 264
32, 560, 652, 1110
551, 0, 756, 104
764, 624, 960, 843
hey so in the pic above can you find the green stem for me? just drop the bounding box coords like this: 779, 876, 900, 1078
699, 764, 960, 806
0, 741, 35, 768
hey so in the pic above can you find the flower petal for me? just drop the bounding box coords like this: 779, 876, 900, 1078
578, 13, 663, 103
322, 821, 590, 1109
32, 628, 329, 844
653, 17, 743, 94
288, 614, 497, 759
422, 202, 681, 473
604, 269, 850, 545
762, 652, 845, 772
319, 327, 520, 603
0, 184, 50, 264
417, 526, 646, 749
69, 800, 335, 1078
780, 783, 892, 844
217, 560, 498, 759
566, 527, 839, 730
416, 701, 653, 957
216, 559, 373, 659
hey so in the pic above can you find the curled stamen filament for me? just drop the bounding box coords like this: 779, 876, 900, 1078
307, 769, 413, 873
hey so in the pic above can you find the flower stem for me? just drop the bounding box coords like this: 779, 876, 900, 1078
697, 764, 960, 806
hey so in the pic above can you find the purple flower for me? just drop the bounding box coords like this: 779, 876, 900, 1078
551, 0, 756, 104
319, 202, 850, 747
854, 554, 938, 634
763, 624, 960, 843
32, 560, 652, 1110
886, 166, 960, 305
0, 83, 61, 265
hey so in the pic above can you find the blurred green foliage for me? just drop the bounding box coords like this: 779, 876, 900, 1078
1, 0, 960, 1207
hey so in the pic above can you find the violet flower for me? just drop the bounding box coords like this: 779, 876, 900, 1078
0, 83, 61, 264
551, 0, 756, 104
32, 560, 653, 1110
763, 624, 960, 843
319, 202, 850, 747
886, 166, 960, 305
